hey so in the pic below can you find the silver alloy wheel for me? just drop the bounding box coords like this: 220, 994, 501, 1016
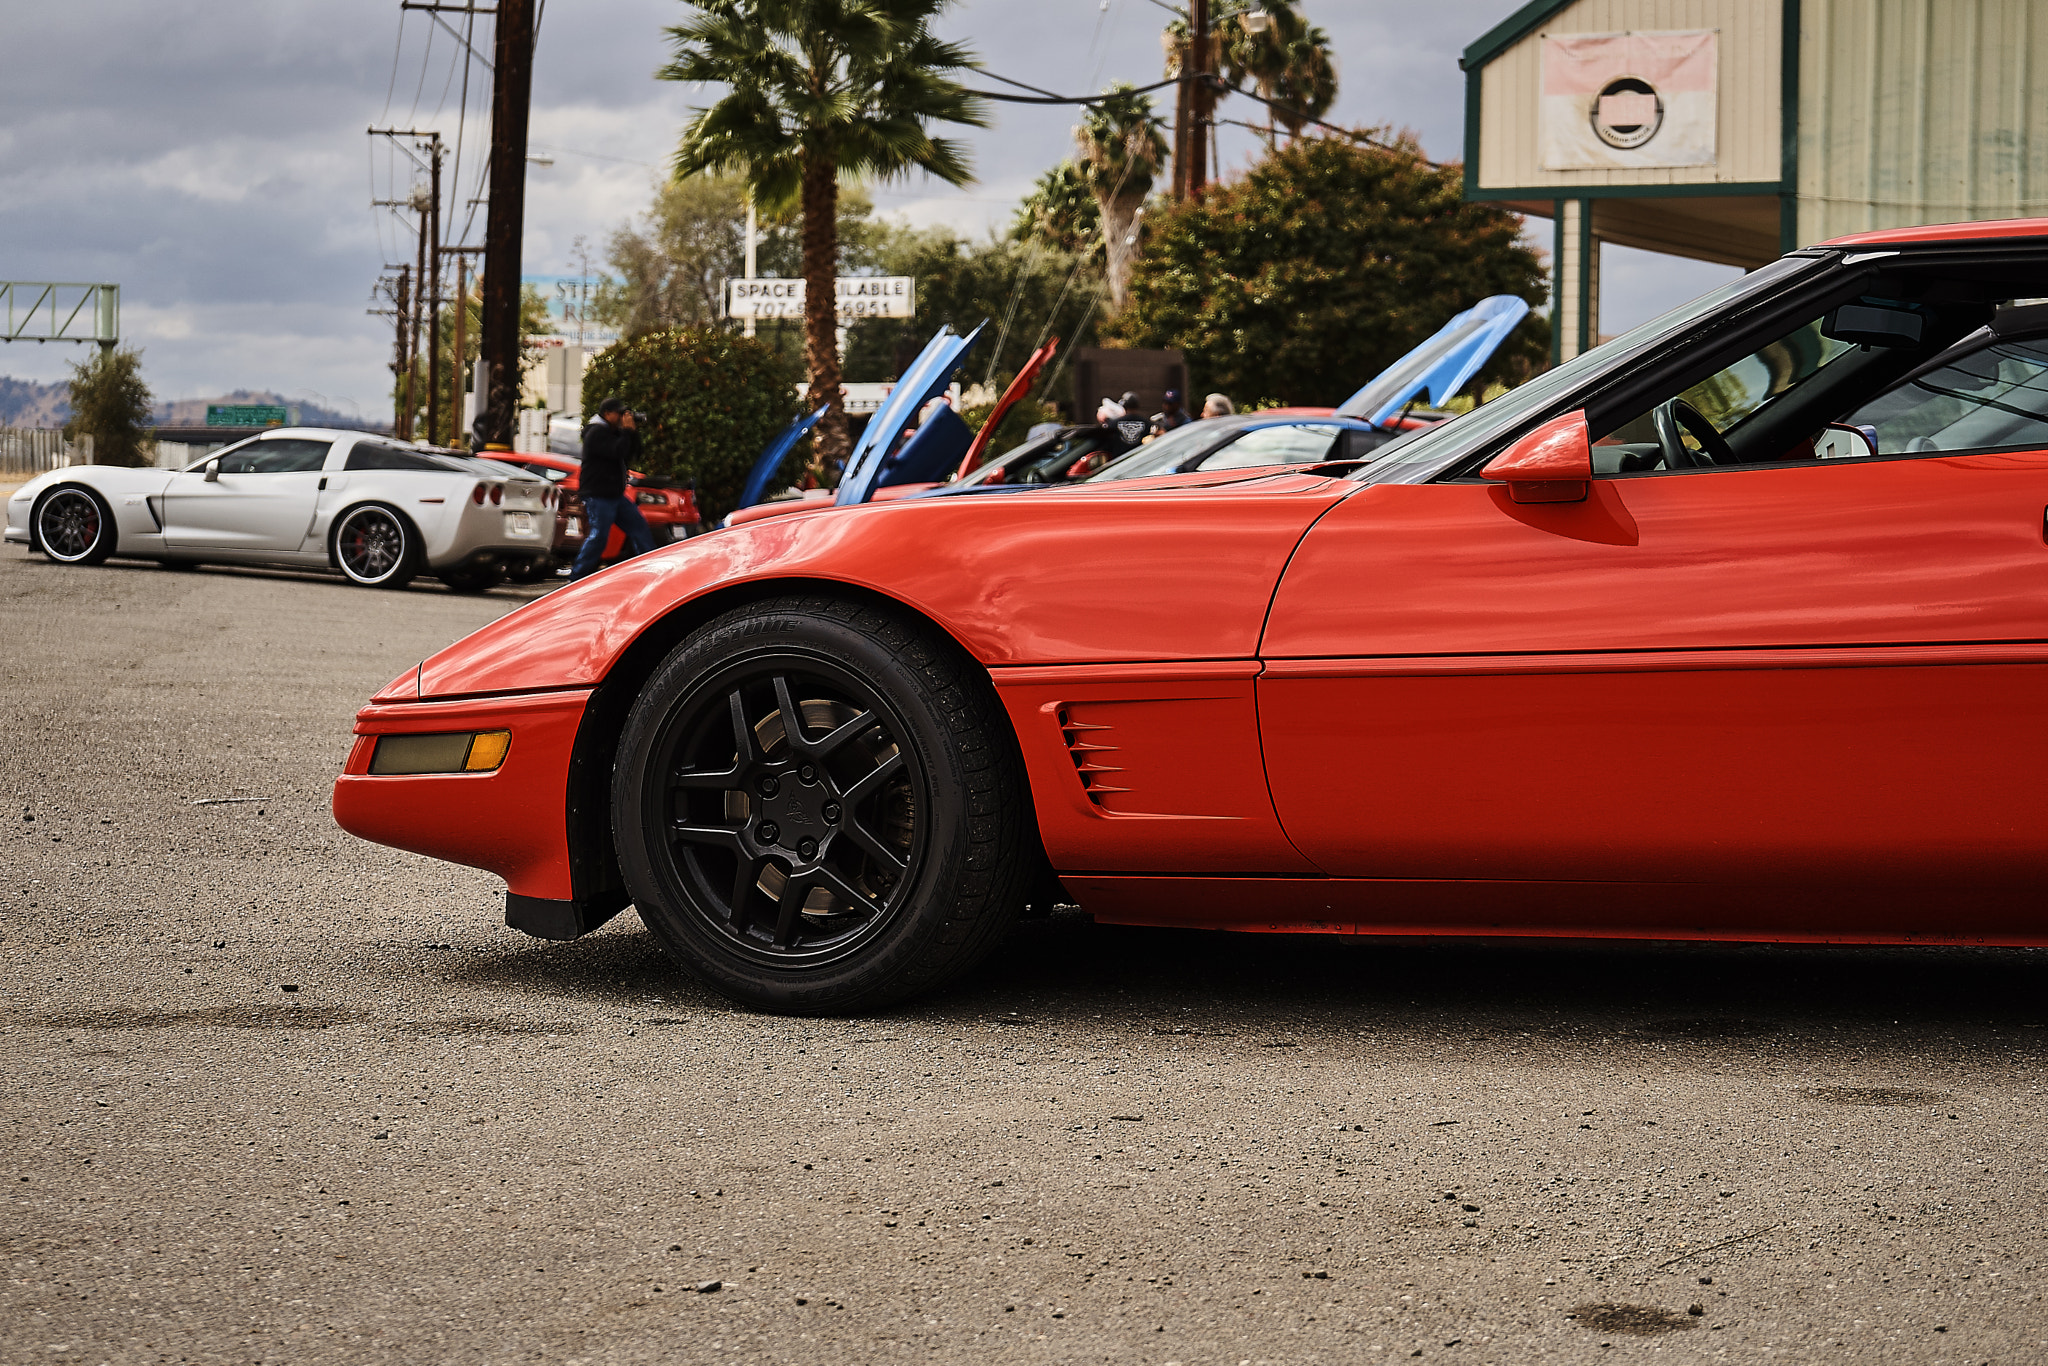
334, 505, 411, 587
36, 488, 110, 564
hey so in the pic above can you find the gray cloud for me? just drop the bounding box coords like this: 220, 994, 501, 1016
0, 1, 1729, 411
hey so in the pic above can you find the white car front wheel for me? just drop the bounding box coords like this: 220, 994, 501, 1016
34, 487, 116, 566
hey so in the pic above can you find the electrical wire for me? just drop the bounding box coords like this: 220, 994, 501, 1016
450, 8, 478, 246
966, 72, 1180, 104
406, 17, 435, 123
382, 10, 406, 120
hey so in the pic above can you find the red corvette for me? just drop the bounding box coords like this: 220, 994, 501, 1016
336, 219, 2048, 1013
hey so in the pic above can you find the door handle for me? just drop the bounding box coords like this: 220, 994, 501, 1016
318, 477, 328, 490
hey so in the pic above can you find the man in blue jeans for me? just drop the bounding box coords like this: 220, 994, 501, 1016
569, 396, 656, 580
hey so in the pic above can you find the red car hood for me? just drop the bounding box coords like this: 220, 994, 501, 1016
408, 467, 1358, 699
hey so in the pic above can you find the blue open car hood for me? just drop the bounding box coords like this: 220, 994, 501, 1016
737, 403, 830, 510
835, 324, 983, 506
1335, 294, 1531, 426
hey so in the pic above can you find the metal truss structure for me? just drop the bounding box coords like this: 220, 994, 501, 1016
2, 282, 119, 352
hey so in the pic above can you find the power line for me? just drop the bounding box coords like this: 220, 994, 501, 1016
965, 71, 1180, 104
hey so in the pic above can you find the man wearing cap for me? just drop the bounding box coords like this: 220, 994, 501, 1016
570, 397, 656, 581
1150, 389, 1191, 436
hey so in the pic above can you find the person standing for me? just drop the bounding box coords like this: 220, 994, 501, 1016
570, 397, 656, 581
1150, 388, 1190, 436
1201, 392, 1235, 419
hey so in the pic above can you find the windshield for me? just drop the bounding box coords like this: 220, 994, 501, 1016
1084, 420, 1235, 481
1364, 254, 1832, 483
964, 428, 1126, 484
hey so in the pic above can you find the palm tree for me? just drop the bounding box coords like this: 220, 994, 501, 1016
1261, 18, 1337, 142
1213, 2, 1337, 147
1074, 83, 1169, 311
661, 0, 987, 473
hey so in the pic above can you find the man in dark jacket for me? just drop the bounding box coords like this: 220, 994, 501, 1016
570, 396, 656, 580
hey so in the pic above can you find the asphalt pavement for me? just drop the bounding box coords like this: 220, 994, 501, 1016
3, 543, 2045, 1365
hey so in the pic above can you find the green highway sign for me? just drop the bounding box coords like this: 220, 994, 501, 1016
207, 404, 288, 427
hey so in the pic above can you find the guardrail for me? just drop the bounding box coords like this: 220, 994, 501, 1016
0, 428, 91, 478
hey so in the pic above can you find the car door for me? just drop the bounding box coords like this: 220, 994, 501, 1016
1258, 312, 2048, 935
163, 437, 333, 551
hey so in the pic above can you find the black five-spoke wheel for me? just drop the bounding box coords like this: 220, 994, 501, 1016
35, 487, 115, 565
614, 596, 1030, 1013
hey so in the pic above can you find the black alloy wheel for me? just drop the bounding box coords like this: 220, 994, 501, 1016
34, 487, 115, 565
614, 596, 1030, 1013
332, 504, 417, 589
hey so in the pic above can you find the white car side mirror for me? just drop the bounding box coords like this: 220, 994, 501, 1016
203, 458, 222, 483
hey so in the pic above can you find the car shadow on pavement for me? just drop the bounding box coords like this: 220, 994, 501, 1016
440, 909, 2046, 1052
9, 549, 549, 597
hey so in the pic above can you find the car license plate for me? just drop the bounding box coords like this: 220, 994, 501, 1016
563, 517, 581, 536
505, 512, 537, 538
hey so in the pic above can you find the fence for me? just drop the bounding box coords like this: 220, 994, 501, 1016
0, 428, 90, 478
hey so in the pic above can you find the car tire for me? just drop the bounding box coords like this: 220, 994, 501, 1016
331, 503, 418, 589
32, 486, 116, 566
438, 564, 505, 593
613, 594, 1030, 1014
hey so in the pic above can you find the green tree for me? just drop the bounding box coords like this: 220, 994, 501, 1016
64, 347, 153, 467
1073, 83, 1169, 310
661, 0, 988, 477
1010, 159, 1099, 258
595, 177, 895, 386
582, 327, 801, 522
596, 173, 750, 337
841, 227, 1103, 395
1217, 2, 1336, 144
1112, 134, 1548, 408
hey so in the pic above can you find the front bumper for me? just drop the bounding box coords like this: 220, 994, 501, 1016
333, 688, 593, 903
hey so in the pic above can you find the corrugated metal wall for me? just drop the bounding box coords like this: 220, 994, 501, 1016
1476, 0, 1784, 191
1798, 0, 2048, 241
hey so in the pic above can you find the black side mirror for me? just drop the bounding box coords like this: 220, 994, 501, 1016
1824, 304, 1925, 349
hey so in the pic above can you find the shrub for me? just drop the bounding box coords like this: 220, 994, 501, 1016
582, 328, 801, 522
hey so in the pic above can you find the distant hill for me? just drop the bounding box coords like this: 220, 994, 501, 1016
0, 376, 68, 428
155, 390, 387, 432
0, 378, 386, 432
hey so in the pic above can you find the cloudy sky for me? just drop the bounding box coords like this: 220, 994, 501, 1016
0, 0, 1734, 420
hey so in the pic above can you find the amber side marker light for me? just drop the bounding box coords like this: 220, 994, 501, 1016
368, 730, 511, 775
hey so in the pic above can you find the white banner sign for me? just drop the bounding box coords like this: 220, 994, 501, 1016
1541, 30, 1717, 171
727, 276, 915, 321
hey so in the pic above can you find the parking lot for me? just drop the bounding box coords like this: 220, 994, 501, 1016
3, 543, 2045, 1365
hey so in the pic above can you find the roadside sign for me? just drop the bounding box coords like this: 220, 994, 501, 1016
206, 404, 288, 427
727, 276, 914, 322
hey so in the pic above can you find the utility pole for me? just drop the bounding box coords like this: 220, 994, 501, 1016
742, 196, 758, 338
386, 266, 413, 437
371, 127, 445, 442
1188, 0, 1212, 198
475, 0, 536, 452
450, 257, 469, 446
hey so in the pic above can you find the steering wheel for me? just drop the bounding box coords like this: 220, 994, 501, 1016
1652, 398, 1735, 469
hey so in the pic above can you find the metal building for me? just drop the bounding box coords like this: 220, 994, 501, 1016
1462, 0, 2048, 361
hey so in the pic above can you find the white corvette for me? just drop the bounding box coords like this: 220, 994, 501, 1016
4, 427, 558, 591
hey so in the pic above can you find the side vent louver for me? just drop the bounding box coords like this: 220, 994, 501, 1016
1056, 706, 1128, 806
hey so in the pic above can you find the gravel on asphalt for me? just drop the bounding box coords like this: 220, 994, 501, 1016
2, 545, 2045, 1364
